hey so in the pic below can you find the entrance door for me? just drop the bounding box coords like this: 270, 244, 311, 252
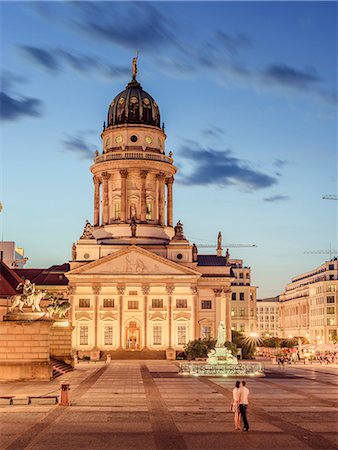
126, 321, 140, 350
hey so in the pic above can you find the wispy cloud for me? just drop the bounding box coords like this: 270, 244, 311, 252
17, 45, 130, 81
19, 45, 60, 72
274, 159, 290, 168
0, 92, 42, 121
264, 194, 290, 202
177, 142, 277, 191
61, 133, 97, 160
262, 64, 321, 89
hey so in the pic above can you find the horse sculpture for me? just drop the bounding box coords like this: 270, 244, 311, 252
9, 290, 46, 313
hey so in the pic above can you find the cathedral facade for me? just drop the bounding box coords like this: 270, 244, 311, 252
65, 61, 257, 358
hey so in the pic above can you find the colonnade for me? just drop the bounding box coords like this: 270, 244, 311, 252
93, 170, 174, 227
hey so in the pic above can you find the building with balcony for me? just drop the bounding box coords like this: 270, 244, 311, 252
279, 258, 338, 344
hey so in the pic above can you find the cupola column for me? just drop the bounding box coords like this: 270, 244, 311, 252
93, 176, 101, 226
166, 176, 174, 227
102, 172, 111, 225
140, 170, 148, 222
120, 170, 128, 222
158, 172, 166, 225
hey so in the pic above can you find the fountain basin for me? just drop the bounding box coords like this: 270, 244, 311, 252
179, 362, 264, 377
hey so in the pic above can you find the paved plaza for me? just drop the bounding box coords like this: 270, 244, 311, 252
0, 361, 337, 450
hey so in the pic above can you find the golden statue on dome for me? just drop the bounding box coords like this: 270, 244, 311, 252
132, 51, 139, 80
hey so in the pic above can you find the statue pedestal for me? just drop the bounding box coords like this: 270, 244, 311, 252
0, 320, 52, 381
4, 312, 46, 322
166, 347, 176, 360
50, 320, 74, 366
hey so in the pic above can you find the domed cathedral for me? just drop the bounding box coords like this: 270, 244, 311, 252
66, 57, 257, 359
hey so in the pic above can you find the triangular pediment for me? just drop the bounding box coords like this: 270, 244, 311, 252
67, 246, 201, 277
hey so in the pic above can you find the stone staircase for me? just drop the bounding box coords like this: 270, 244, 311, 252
104, 350, 167, 360
51, 357, 73, 378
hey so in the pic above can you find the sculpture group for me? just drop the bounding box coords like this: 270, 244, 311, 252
8, 279, 70, 319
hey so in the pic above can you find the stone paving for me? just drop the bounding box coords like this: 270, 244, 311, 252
0, 361, 337, 449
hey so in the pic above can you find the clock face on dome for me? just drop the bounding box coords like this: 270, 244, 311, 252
145, 136, 152, 144
115, 135, 122, 144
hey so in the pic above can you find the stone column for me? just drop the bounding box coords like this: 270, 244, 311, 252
92, 284, 101, 358
142, 284, 150, 348
158, 173, 166, 225
120, 170, 128, 222
93, 176, 100, 226
191, 285, 198, 340
140, 170, 148, 222
102, 172, 111, 225
225, 289, 232, 342
67, 284, 76, 350
117, 285, 125, 349
166, 176, 174, 227
166, 284, 175, 348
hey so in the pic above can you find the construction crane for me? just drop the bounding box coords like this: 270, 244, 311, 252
188, 232, 257, 258
304, 249, 338, 260
322, 195, 338, 200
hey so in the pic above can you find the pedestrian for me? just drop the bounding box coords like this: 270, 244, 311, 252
238, 380, 250, 432
231, 381, 241, 430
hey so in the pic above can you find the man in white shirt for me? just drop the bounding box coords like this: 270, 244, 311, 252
238, 380, 250, 431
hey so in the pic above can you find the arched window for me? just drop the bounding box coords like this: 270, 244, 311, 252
146, 202, 152, 220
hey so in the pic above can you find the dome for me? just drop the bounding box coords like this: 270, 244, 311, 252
107, 79, 161, 129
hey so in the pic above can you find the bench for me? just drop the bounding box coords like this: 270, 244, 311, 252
0, 396, 14, 405
27, 395, 59, 405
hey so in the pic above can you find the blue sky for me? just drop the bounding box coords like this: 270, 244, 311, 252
1, 1, 337, 297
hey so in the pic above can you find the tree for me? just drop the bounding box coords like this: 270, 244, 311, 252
184, 337, 217, 360
231, 330, 256, 359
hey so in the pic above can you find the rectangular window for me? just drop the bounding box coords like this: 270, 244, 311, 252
239, 324, 245, 332
329, 264, 334, 270
232, 324, 237, 331
103, 298, 115, 308
327, 285, 336, 292
239, 273, 244, 278
250, 292, 254, 301
114, 202, 121, 220
201, 300, 212, 309
327, 306, 335, 315
201, 326, 211, 339
104, 326, 113, 345
146, 202, 152, 220
79, 326, 88, 345
250, 308, 254, 316
128, 301, 138, 309
152, 298, 163, 308
327, 296, 335, 303
232, 292, 236, 301
231, 307, 236, 316
79, 298, 90, 308
153, 326, 162, 345
240, 293, 245, 301
327, 318, 336, 326
246, 273, 250, 279
239, 308, 245, 317
177, 325, 187, 345
176, 299, 187, 308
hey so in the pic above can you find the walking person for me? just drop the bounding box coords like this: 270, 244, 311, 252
239, 380, 250, 431
231, 381, 241, 430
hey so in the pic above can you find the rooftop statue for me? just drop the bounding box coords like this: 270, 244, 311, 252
132, 51, 139, 80
173, 220, 186, 240
9, 280, 46, 313
80, 220, 95, 239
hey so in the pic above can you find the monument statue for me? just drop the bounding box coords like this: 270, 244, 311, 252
9, 282, 46, 313
225, 248, 230, 265
130, 217, 137, 238
216, 320, 226, 347
46, 295, 71, 319
217, 231, 222, 250
72, 243, 77, 261
192, 243, 198, 262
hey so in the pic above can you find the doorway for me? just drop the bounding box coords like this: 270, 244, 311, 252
126, 321, 140, 350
